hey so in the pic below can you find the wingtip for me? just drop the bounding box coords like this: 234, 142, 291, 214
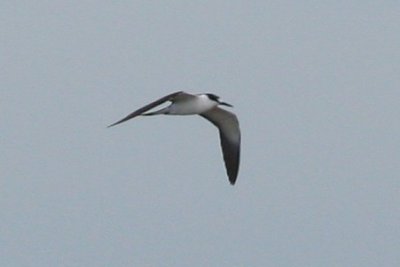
107, 119, 126, 128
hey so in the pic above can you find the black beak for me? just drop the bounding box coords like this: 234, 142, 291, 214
219, 101, 233, 107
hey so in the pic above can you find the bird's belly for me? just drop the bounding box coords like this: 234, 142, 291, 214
169, 99, 217, 115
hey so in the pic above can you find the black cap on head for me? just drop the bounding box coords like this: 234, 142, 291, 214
206, 93, 220, 102
206, 93, 233, 107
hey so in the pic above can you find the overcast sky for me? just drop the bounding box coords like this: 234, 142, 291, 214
1, 1, 400, 266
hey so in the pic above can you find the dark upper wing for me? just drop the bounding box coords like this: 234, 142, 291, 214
200, 107, 241, 185
108, 91, 183, 127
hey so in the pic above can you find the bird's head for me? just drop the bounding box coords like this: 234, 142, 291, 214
206, 93, 233, 107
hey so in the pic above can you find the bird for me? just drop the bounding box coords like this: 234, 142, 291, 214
108, 91, 241, 185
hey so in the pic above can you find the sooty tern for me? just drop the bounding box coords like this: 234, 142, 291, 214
108, 91, 241, 185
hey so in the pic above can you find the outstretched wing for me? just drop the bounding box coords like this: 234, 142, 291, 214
108, 91, 184, 127
200, 107, 241, 185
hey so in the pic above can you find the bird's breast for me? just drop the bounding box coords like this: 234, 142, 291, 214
169, 98, 217, 115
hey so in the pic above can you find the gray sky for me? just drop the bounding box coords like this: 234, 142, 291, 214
1, 1, 400, 266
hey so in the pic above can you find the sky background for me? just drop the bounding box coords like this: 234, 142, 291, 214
1, 1, 400, 266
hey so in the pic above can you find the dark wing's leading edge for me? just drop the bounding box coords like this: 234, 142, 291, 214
108, 91, 183, 127
200, 107, 241, 185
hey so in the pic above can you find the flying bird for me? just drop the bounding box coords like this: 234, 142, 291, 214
108, 91, 240, 185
